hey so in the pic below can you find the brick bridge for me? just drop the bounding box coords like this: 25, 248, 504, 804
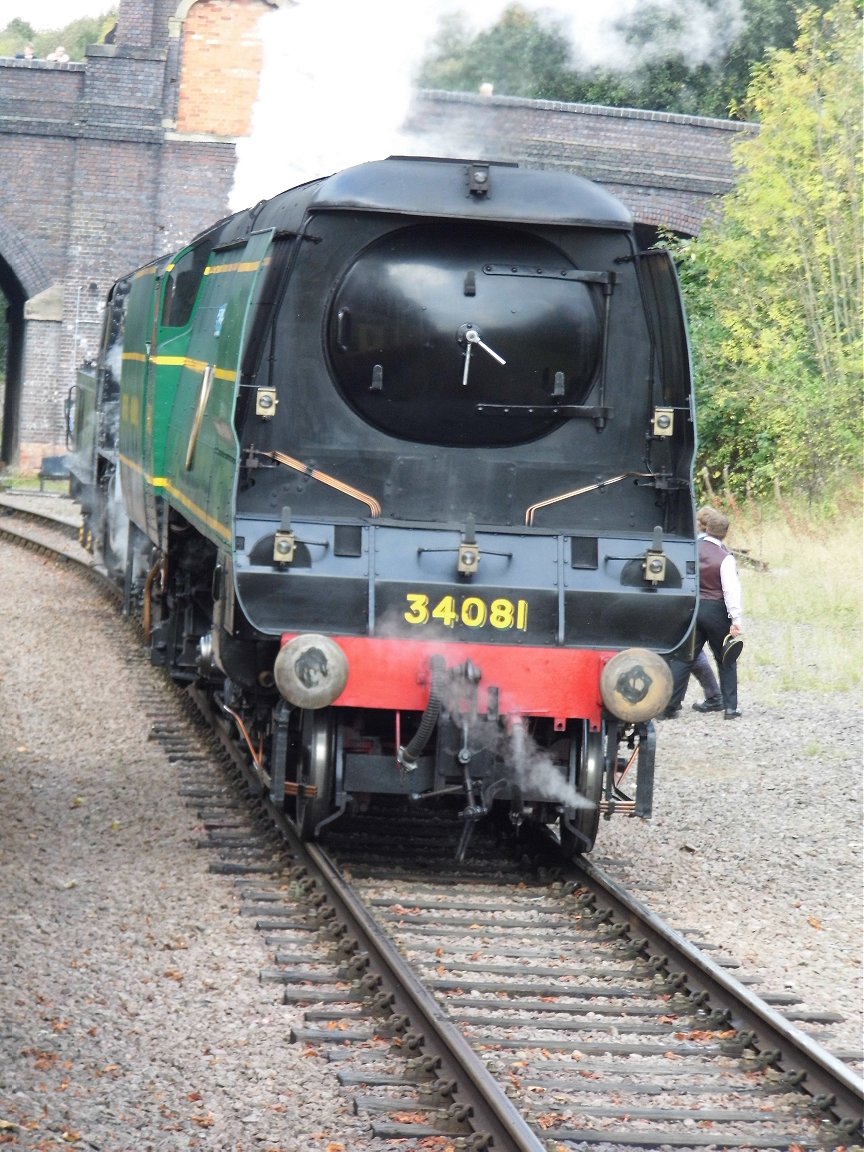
0, 0, 753, 469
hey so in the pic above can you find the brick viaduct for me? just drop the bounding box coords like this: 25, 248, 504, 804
0, 0, 754, 470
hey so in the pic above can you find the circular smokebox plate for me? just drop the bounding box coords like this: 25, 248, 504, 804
600, 647, 673, 722
274, 634, 349, 709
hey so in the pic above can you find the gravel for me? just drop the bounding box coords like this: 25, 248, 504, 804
598, 673, 863, 1060
0, 542, 368, 1151
0, 524, 860, 1150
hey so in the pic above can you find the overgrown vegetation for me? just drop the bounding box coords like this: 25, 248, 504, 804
673, 0, 862, 501
729, 489, 863, 695
0, 12, 116, 62
417, 0, 836, 119
419, 1, 862, 502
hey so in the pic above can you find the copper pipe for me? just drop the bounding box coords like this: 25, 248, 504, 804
616, 742, 640, 787
218, 698, 265, 775
525, 471, 652, 526
142, 557, 164, 637
262, 449, 381, 517
599, 799, 636, 814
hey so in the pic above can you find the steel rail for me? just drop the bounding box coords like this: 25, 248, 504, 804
192, 686, 546, 1147
578, 855, 864, 1134
0, 513, 102, 574
8, 498, 857, 1145
294, 832, 548, 1151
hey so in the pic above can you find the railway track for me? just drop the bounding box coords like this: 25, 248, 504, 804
3, 492, 863, 1151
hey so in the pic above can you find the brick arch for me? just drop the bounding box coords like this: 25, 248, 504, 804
0, 222, 54, 468
409, 91, 754, 240
0, 215, 52, 301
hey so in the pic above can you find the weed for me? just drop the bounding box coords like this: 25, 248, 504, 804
730, 490, 862, 694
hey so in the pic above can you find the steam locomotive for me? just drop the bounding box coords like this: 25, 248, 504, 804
70, 155, 697, 859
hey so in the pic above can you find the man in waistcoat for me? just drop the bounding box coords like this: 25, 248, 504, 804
688, 505, 724, 711
662, 509, 744, 720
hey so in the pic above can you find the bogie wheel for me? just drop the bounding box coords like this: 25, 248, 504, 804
296, 708, 336, 839
559, 721, 604, 858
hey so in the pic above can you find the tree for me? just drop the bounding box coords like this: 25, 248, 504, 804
416, 0, 837, 119
417, 5, 575, 100
0, 17, 35, 56
0, 11, 116, 61
676, 0, 862, 497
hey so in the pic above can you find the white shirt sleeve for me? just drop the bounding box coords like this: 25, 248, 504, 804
719, 553, 743, 627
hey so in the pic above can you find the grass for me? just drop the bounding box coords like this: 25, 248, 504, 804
0, 470, 67, 493
1, 469, 46, 490
727, 490, 862, 695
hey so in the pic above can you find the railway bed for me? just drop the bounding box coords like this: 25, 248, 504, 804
1, 495, 861, 1151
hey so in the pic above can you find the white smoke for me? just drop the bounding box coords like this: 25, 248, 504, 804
543, 0, 744, 70
506, 718, 595, 810
230, 0, 743, 209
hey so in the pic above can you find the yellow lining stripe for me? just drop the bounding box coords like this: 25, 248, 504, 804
204, 260, 263, 275
119, 454, 232, 542
120, 352, 236, 383
120, 455, 166, 486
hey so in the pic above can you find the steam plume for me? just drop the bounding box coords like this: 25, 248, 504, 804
230, 0, 742, 208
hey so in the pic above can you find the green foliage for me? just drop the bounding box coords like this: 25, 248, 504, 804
418, 6, 575, 100
0, 11, 116, 61
672, 0, 863, 498
417, 0, 835, 118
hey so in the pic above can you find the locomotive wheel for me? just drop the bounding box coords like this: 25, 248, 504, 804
559, 722, 604, 858
295, 708, 336, 839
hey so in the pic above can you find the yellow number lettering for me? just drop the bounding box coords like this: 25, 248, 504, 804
431, 595, 458, 628
405, 592, 528, 631
489, 598, 514, 629
404, 593, 429, 625
461, 597, 487, 628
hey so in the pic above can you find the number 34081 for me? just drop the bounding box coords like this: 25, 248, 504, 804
403, 593, 528, 631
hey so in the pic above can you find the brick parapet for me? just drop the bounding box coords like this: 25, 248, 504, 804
409, 90, 754, 223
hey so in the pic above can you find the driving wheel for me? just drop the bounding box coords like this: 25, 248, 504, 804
559, 721, 604, 858
296, 708, 336, 839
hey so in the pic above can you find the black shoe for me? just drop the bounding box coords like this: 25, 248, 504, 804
658, 706, 681, 719
692, 697, 724, 713
724, 709, 742, 719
